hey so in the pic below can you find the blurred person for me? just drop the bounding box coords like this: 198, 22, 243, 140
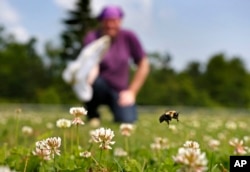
84, 5, 149, 126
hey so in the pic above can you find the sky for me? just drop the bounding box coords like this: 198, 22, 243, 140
1, 0, 250, 71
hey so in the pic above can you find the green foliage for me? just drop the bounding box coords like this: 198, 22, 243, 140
37, 87, 61, 104
0, 28, 49, 103
202, 54, 250, 107
60, 0, 97, 61
137, 52, 250, 107
1, 106, 250, 171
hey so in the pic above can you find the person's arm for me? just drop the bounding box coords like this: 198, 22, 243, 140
119, 57, 150, 106
129, 57, 149, 95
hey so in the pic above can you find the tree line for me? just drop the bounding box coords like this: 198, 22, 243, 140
1, 0, 250, 107
137, 52, 250, 107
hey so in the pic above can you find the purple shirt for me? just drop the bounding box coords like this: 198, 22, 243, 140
84, 29, 145, 91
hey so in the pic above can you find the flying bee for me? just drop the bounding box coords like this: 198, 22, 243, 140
159, 110, 179, 125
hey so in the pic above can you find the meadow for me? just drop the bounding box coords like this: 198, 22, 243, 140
0, 104, 250, 172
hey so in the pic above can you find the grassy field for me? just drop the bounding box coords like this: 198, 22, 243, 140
0, 104, 250, 171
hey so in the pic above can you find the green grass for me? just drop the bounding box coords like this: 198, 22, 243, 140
0, 104, 250, 171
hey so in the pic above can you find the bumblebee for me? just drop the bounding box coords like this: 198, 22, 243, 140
159, 110, 179, 125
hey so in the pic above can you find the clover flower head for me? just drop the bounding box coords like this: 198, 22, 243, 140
91, 127, 115, 150
46, 122, 54, 129
56, 118, 71, 128
208, 139, 220, 151
120, 123, 134, 136
114, 147, 128, 157
79, 151, 92, 158
33, 137, 61, 160
169, 124, 177, 131
183, 140, 200, 150
173, 147, 208, 172
218, 132, 227, 140
208, 122, 221, 130
33, 147, 51, 161
229, 138, 249, 155
70, 107, 87, 125
69, 107, 87, 117
150, 143, 161, 150
0, 166, 15, 172
46, 137, 61, 157
238, 121, 247, 129
35, 140, 48, 150
225, 121, 237, 130
150, 137, 169, 150
173, 140, 208, 172
243, 136, 250, 143
22, 126, 33, 135
33, 140, 51, 161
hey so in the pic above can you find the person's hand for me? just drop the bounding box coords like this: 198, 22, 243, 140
118, 89, 136, 106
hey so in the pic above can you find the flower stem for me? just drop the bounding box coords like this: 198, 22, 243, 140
91, 156, 99, 165
99, 149, 103, 164
23, 156, 29, 172
15, 112, 19, 145
54, 156, 57, 172
41, 161, 45, 172
76, 124, 79, 148
125, 137, 129, 153
71, 127, 73, 153
63, 130, 66, 153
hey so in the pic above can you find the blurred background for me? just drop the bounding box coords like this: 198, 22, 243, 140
0, 0, 250, 107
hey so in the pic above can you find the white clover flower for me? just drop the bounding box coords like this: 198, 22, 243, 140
169, 124, 177, 132
70, 107, 87, 125
114, 148, 128, 157
22, 126, 33, 135
91, 128, 115, 150
45, 137, 61, 157
69, 107, 87, 117
225, 121, 237, 130
0, 165, 16, 172
56, 118, 72, 128
183, 140, 200, 150
217, 132, 227, 140
188, 130, 197, 138
238, 121, 247, 129
243, 136, 250, 143
173, 140, 207, 171
173, 147, 208, 172
79, 151, 92, 158
33, 140, 51, 160
35, 140, 48, 150
33, 117, 43, 124
33, 137, 61, 160
33, 147, 51, 161
120, 123, 134, 136
208, 139, 220, 151
46, 122, 54, 129
150, 137, 169, 150
203, 135, 212, 142
229, 138, 249, 155
150, 143, 161, 150
207, 121, 222, 130
191, 120, 200, 128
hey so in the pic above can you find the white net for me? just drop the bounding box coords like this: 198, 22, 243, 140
62, 35, 111, 101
